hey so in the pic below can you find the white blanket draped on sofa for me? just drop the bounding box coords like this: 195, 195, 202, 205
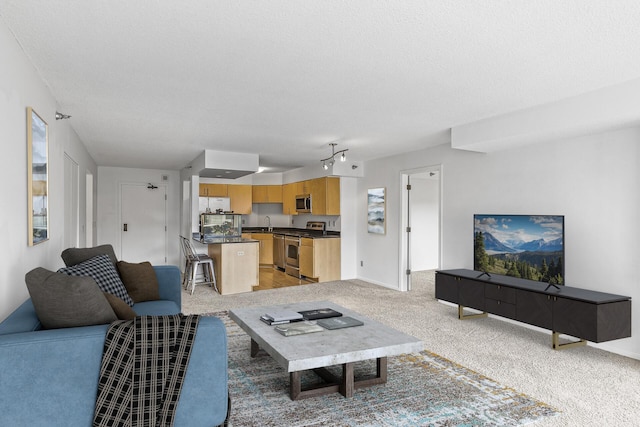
93, 314, 200, 427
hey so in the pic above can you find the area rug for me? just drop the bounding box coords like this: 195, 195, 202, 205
209, 311, 558, 427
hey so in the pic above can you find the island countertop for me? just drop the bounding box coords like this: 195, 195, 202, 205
197, 236, 258, 244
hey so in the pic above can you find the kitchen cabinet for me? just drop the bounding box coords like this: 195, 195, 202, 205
250, 233, 274, 265
299, 237, 340, 282
207, 241, 258, 295
281, 178, 340, 215
309, 177, 340, 215
199, 183, 228, 197
282, 182, 298, 215
228, 184, 252, 214
252, 185, 283, 204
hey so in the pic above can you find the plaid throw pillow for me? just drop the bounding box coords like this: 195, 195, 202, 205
58, 254, 134, 306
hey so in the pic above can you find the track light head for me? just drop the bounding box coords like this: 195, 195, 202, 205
320, 142, 348, 169
55, 111, 71, 120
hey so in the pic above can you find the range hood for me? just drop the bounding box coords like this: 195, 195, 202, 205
190, 149, 259, 179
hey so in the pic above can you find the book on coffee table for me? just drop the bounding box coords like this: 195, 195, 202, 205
297, 308, 342, 320
260, 315, 304, 326
263, 309, 304, 323
275, 321, 325, 337
316, 316, 364, 330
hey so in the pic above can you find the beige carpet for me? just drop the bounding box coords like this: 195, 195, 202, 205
182, 271, 640, 426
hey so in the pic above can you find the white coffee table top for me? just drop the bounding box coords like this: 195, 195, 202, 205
229, 301, 423, 372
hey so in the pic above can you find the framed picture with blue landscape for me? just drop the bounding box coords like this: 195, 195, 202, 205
474, 214, 564, 285
367, 187, 386, 234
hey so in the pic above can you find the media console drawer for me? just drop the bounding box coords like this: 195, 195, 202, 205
435, 269, 632, 349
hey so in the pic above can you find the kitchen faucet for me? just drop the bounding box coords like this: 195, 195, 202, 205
264, 216, 272, 232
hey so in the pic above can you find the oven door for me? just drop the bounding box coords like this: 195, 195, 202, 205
284, 236, 301, 277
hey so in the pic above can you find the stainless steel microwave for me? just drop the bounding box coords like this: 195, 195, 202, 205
295, 194, 312, 213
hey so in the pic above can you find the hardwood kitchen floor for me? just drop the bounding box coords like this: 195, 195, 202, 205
254, 266, 314, 291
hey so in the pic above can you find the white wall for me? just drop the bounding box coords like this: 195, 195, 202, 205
357, 127, 640, 359
97, 167, 181, 265
0, 21, 97, 320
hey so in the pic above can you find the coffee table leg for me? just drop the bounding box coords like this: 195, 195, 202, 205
340, 363, 355, 398
290, 371, 302, 400
251, 339, 259, 357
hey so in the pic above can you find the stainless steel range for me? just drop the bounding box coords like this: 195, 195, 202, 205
284, 221, 326, 278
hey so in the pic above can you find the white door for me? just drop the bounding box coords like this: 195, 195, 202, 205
121, 183, 167, 264
399, 166, 441, 291
64, 154, 79, 249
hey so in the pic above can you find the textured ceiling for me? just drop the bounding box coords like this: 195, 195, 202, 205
2, 1, 640, 172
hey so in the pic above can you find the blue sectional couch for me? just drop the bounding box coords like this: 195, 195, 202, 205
0, 265, 228, 427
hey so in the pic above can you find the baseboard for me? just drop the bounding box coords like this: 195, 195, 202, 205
355, 275, 400, 291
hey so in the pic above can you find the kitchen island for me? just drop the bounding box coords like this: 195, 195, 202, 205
198, 237, 259, 295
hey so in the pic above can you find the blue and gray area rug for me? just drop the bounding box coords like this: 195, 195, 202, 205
213, 312, 558, 427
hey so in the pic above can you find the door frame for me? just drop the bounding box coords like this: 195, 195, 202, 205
398, 165, 443, 291
64, 153, 79, 249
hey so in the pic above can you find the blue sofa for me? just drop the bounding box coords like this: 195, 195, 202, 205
0, 265, 228, 427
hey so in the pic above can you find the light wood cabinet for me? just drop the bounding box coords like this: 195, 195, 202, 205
309, 177, 340, 215
228, 184, 252, 214
250, 233, 274, 265
207, 242, 258, 295
199, 183, 228, 197
281, 177, 340, 215
252, 185, 283, 204
299, 237, 341, 282
282, 182, 298, 215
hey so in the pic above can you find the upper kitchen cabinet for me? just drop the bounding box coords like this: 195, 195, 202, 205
199, 183, 228, 197
282, 182, 298, 215
309, 177, 340, 215
252, 185, 283, 204
228, 184, 252, 214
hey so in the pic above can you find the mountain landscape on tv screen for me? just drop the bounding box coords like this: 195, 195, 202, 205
474, 215, 564, 285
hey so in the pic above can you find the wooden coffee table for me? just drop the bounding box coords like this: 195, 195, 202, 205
229, 301, 423, 400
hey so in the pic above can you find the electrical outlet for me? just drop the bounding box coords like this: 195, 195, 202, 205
360, 261, 364, 267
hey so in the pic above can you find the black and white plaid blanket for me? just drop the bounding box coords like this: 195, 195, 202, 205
93, 315, 200, 427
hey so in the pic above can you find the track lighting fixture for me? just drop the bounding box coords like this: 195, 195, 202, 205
55, 111, 71, 120
320, 143, 348, 169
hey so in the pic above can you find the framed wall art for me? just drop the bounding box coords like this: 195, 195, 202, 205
367, 187, 386, 234
27, 107, 49, 245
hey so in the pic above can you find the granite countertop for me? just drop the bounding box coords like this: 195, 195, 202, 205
242, 227, 340, 239
197, 236, 259, 244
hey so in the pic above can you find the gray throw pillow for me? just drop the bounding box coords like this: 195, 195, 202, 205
25, 267, 117, 329
61, 244, 118, 267
103, 292, 137, 320
58, 254, 134, 306
116, 261, 160, 303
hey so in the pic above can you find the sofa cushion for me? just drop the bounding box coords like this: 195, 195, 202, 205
103, 293, 137, 320
61, 244, 118, 267
58, 254, 134, 306
133, 300, 181, 316
25, 267, 117, 329
117, 261, 160, 303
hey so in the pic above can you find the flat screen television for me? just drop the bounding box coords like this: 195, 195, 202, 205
474, 214, 564, 285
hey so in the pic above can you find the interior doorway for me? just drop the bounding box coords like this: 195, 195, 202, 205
399, 165, 442, 291
120, 183, 167, 264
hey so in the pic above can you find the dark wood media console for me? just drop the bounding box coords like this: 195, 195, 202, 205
435, 269, 631, 349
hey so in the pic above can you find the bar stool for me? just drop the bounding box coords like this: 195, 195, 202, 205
180, 236, 218, 294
